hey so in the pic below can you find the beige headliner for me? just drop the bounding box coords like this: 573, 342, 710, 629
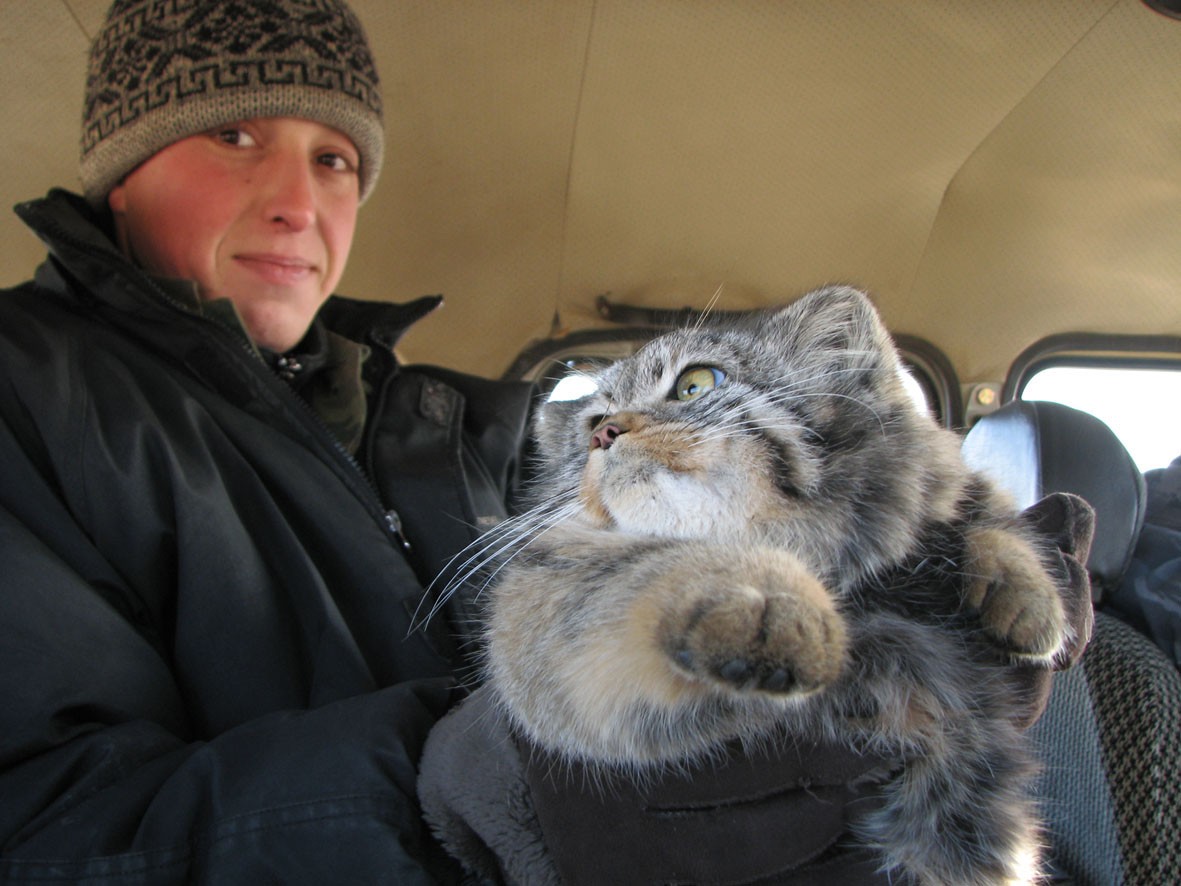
3, 1, 1180, 386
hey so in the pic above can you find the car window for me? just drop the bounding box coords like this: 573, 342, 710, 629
1020, 364, 1181, 472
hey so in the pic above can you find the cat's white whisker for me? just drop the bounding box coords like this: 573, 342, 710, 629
410, 498, 583, 633
689, 282, 727, 334
454, 511, 577, 607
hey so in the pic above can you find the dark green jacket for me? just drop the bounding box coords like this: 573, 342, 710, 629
0, 190, 533, 883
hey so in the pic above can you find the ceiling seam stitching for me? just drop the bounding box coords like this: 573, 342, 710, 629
62, 0, 91, 40
903, 0, 1126, 301
549, 0, 600, 335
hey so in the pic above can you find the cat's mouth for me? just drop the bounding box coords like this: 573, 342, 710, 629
578, 420, 782, 538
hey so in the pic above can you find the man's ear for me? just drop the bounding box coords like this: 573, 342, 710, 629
106, 181, 134, 258
107, 181, 127, 214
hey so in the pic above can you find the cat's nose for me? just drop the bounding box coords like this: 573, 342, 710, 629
590, 423, 625, 450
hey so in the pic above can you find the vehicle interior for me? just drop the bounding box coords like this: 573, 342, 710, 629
3, 1, 1179, 883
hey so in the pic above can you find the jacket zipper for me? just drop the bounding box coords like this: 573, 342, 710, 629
234, 330, 414, 553
264, 358, 413, 552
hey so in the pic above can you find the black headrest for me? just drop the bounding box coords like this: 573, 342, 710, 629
962, 400, 1147, 597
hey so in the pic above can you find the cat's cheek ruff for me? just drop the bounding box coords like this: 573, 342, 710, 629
730, 401, 824, 502
577, 455, 615, 529
586, 448, 787, 540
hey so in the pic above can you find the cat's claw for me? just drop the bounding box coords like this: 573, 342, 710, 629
714, 657, 796, 693
675, 649, 799, 693
719, 657, 752, 684
763, 667, 792, 692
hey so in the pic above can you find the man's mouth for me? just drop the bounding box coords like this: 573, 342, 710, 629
235, 253, 316, 285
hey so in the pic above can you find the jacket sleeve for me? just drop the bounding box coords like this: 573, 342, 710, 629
0, 414, 464, 884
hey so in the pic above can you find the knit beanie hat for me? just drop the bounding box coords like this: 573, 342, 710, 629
80, 0, 384, 207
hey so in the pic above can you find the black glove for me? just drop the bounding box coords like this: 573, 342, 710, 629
524, 738, 899, 885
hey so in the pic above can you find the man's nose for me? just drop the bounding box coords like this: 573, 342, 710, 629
262, 153, 316, 231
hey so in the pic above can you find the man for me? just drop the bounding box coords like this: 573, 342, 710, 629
0, 2, 529, 881
0, 1, 1089, 883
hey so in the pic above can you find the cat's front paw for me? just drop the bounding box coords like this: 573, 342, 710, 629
662, 552, 848, 697
964, 526, 1068, 662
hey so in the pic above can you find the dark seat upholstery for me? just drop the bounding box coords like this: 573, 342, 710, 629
962, 400, 1179, 885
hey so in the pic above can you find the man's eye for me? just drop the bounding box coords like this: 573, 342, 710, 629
674, 366, 726, 401
317, 152, 357, 173
214, 127, 255, 147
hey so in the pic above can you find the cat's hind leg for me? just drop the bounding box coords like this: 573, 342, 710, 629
848, 620, 1043, 886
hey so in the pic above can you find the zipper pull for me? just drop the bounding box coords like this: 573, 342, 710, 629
384, 509, 413, 552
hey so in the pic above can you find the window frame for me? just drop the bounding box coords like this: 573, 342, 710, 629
1003, 332, 1181, 403
1004, 332, 1181, 473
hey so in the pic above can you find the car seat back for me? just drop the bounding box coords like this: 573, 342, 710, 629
963, 399, 1177, 885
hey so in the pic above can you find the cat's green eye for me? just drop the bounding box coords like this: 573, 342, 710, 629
674, 366, 725, 401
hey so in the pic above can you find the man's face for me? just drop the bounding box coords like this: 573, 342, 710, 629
108, 117, 361, 353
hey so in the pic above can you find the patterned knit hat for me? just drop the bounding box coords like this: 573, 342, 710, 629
80, 0, 383, 206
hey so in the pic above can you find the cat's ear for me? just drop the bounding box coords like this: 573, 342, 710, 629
770, 285, 899, 372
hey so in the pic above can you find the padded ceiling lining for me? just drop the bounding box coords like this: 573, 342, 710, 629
2, 1, 1178, 382
906, 0, 1181, 380
553, 1, 1120, 335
